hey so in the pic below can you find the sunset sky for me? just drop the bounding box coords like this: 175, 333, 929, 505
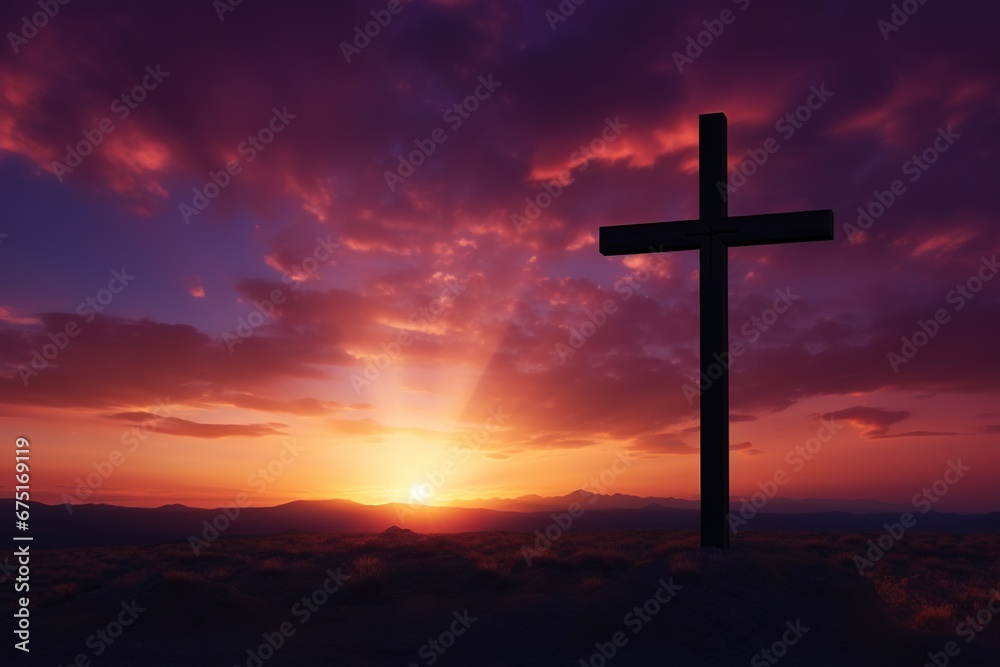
1, 0, 997, 513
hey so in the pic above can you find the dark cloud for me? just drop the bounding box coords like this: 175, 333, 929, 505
107, 412, 287, 439
820, 406, 909, 438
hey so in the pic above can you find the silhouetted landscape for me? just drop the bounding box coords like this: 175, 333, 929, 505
13, 527, 1000, 666
14, 495, 1000, 548
10, 497, 1000, 664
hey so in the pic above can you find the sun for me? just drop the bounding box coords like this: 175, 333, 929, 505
409, 483, 433, 504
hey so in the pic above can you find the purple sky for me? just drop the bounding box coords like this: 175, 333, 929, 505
0, 0, 998, 510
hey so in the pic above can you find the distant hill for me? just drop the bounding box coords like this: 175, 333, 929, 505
443, 490, 911, 514
9, 498, 1000, 549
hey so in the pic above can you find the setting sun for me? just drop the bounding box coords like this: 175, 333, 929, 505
409, 483, 433, 504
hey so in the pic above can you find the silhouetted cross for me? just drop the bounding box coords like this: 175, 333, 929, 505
599, 113, 834, 548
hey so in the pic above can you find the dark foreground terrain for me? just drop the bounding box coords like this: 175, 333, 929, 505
9, 530, 1000, 666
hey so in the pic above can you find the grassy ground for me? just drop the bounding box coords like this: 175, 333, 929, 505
15, 530, 1000, 666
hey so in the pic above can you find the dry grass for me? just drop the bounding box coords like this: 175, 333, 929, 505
108, 569, 151, 589
746, 531, 1000, 638
258, 557, 286, 577
667, 551, 702, 583
162, 568, 206, 584
49, 582, 80, 600
22, 529, 999, 649
913, 603, 958, 633
577, 574, 606, 592
870, 574, 909, 608
204, 566, 236, 582
349, 555, 389, 592
475, 554, 514, 578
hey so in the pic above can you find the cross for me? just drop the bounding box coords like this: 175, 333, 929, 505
599, 113, 834, 548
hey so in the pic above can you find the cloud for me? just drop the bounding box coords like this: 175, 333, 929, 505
0, 313, 350, 412
819, 406, 909, 438
730, 441, 764, 456
107, 412, 287, 439
816, 407, 955, 440
867, 430, 958, 439
0, 307, 39, 326
628, 433, 698, 456
731, 413, 758, 423
224, 393, 367, 416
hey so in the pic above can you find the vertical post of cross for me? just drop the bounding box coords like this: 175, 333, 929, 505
699, 113, 730, 548
598, 112, 833, 548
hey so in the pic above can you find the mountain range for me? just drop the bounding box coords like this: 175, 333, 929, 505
12, 492, 999, 549
442, 490, 916, 513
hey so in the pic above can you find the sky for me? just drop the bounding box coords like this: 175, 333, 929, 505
0, 0, 997, 513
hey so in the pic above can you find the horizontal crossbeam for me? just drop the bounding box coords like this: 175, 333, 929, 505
721, 210, 834, 247
598, 209, 833, 256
